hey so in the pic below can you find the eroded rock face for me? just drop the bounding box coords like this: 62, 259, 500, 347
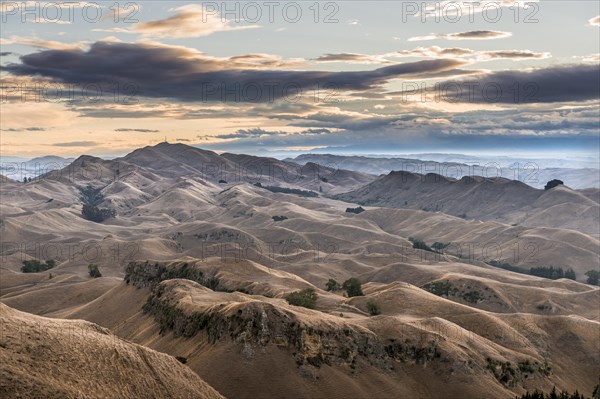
141, 279, 441, 371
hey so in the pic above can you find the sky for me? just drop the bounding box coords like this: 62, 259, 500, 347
0, 0, 599, 159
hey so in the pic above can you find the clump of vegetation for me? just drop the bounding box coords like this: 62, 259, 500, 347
284, 288, 317, 309
272, 215, 288, 222
342, 278, 363, 297
422, 281, 457, 297
431, 242, 450, 251
80, 185, 115, 223
88, 264, 102, 278
462, 291, 482, 304
218, 180, 227, 184
544, 179, 564, 190
325, 279, 341, 292
488, 261, 576, 281
345, 206, 365, 214
585, 270, 599, 286
21, 259, 56, 273
125, 261, 223, 291
517, 386, 590, 399
530, 266, 575, 280
254, 183, 318, 197
408, 237, 435, 252
366, 301, 381, 316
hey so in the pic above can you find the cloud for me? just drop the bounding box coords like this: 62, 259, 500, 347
0, 127, 46, 132
316, 47, 550, 64
95, 4, 259, 38
51, 141, 98, 147
313, 53, 392, 64
589, 16, 600, 26
431, 64, 600, 103
3, 35, 87, 50
396, 46, 549, 60
4, 41, 466, 103
115, 128, 160, 133
408, 30, 512, 41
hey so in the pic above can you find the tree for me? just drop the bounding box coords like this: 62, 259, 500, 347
21, 259, 55, 273
88, 264, 102, 278
325, 279, 340, 292
342, 278, 363, 297
544, 179, 563, 190
564, 268, 576, 280
366, 301, 381, 316
80, 186, 115, 223
585, 270, 600, 286
284, 288, 317, 309
409, 237, 434, 252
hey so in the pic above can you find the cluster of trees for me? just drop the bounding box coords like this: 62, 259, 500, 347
408, 237, 436, 253
345, 207, 365, 214
326, 277, 364, 297
488, 261, 579, 281
80, 186, 115, 223
544, 179, 564, 190
517, 385, 598, 399
22, 177, 34, 183
585, 270, 599, 286
88, 264, 102, 278
530, 266, 576, 280
284, 288, 317, 309
21, 259, 56, 273
254, 183, 318, 197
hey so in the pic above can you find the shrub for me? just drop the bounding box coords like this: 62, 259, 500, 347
325, 279, 340, 292
218, 180, 227, 184
342, 278, 363, 297
431, 242, 450, 251
21, 260, 56, 273
284, 289, 317, 309
408, 237, 434, 252
585, 270, 599, 286
88, 264, 102, 278
254, 183, 318, 197
272, 215, 288, 222
544, 179, 564, 190
366, 301, 381, 316
345, 206, 365, 214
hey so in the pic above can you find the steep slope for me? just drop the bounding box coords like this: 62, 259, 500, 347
0, 303, 225, 399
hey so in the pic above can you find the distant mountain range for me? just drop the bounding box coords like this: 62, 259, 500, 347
286, 153, 600, 190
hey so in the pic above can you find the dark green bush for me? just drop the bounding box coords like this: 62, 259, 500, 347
342, 278, 363, 297
585, 270, 599, 286
21, 259, 56, 273
345, 207, 365, 214
325, 278, 341, 292
544, 179, 564, 190
366, 301, 381, 316
284, 288, 318, 309
88, 264, 102, 278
